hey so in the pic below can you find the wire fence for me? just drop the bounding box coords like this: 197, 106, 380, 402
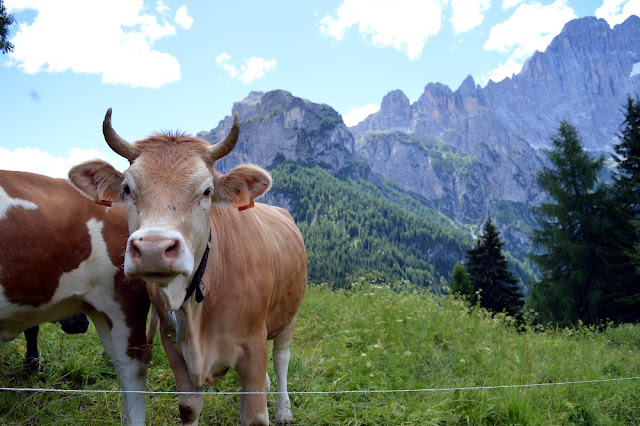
1, 376, 638, 396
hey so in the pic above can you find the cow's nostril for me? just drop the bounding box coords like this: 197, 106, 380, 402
164, 240, 180, 259
131, 240, 143, 258
165, 241, 179, 255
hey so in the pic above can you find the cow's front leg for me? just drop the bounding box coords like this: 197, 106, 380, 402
237, 338, 269, 426
161, 339, 204, 425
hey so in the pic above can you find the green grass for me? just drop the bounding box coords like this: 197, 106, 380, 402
1, 282, 639, 424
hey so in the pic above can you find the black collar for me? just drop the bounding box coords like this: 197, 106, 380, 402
184, 228, 211, 303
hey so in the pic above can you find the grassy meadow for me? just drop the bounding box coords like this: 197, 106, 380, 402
0, 281, 639, 425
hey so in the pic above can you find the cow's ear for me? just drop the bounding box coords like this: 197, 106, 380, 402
69, 160, 124, 206
213, 165, 271, 205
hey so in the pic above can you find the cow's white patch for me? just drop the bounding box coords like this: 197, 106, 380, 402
0, 185, 38, 220
60, 218, 148, 425
53, 218, 118, 303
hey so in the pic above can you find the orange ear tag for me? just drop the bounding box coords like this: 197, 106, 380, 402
95, 189, 118, 207
232, 191, 254, 211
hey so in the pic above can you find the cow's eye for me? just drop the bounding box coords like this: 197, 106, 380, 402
203, 188, 212, 197
123, 184, 131, 195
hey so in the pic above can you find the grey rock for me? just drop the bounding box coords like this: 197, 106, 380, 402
199, 90, 356, 174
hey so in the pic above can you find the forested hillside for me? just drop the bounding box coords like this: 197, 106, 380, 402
266, 160, 520, 289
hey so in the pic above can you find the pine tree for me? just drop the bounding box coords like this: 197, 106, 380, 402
450, 261, 474, 303
610, 97, 640, 318
465, 218, 523, 316
529, 121, 627, 325
613, 97, 640, 214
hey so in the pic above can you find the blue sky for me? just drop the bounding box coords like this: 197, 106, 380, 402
1, 0, 638, 177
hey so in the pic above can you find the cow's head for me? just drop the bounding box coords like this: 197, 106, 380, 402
69, 109, 271, 311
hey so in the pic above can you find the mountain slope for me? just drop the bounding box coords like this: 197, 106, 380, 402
264, 161, 473, 289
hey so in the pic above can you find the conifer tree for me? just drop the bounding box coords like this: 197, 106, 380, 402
610, 97, 640, 318
529, 121, 628, 325
450, 261, 474, 302
613, 97, 640, 213
465, 218, 523, 316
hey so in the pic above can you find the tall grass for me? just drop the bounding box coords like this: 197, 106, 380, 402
1, 282, 638, 424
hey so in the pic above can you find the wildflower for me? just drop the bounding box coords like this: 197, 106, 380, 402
361, 353, 367, 357
373, 344, 380, 349
404, 351, 413, 356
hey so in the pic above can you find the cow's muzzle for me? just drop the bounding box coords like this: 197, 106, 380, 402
125, 228, 194, 283
162, 310, 186, 343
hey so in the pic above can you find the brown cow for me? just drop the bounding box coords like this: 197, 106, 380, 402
0, 170, 151, 425
69, 109, 307, 425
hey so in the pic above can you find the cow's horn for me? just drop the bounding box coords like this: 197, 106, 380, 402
103, 108, 136, 161
209, 112, 239, 161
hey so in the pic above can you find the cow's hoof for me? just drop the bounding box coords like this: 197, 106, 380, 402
24, 356, 44, 372
275, 399, 293, 424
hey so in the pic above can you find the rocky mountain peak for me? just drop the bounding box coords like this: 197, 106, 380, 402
199, 90, 356, 174
381, 89, 410, 110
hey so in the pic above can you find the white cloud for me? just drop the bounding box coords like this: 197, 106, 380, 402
155, 0, 170, 15
595, 0, 640, 26
5, 0, 190, 88
0, 147, 128, 178
481, 56, 524, 84
175, 5, 194, 30
216, 53, 277, 84
342, 104, 381, 127
483, 0, 576, 83
319, 0, 446, 60
450, 0, 492, 34
502, 0, 526, 9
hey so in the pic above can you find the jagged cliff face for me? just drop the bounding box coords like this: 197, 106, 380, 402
486, 16, 640, 151
198, 90, 356, 174
351, 79, 550, 235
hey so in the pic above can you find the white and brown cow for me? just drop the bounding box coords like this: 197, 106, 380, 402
69, 109, 307, 425
0, 170, 151, 424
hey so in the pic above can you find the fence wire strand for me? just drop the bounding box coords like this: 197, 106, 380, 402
1, 376, 638, 396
